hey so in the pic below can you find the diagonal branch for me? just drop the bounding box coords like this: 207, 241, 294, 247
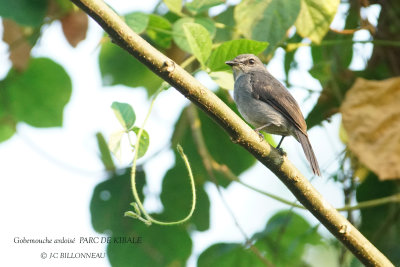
69, 0, 394, 266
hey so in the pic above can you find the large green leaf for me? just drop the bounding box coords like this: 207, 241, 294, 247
183, 22, 212, 67
185, 0, 225, 14
90, 168, 146, 233
213, 6, 235, 43
0, 90, 16, 142
207, 39, 269, 71
295, 0, 340, 44
163, 0, 182, 15
305, 31, 354, 128
283, 34, 303, 83
305, 7, 356, 128
124, 12, 149, 34
198, 243, 264, 267
160, 150, 211, 231
146, 14, 172, 48
198, 210, 321, 266
0, 120, 16, 142
107, 222, 192, 267
356, 173, 400, 265
0, 0, 47, 26
90, 168, 192, 266
234, 0, 301, 55
173, 17, 216, 53
99, 41, 163, 96
5, 57, 72, 127
209, 71, 234, 90
253, 210, 321, 266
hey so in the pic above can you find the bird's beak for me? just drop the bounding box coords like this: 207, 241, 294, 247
225, 60, 238, 66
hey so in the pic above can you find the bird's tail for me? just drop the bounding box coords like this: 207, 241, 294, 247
294, 130, 321, 176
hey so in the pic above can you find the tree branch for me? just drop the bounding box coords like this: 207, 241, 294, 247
69, 0, 394, 266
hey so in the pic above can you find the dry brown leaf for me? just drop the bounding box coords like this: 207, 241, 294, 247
61, 10, 88, 47
341, 77, 400, 180
2, 19, 32, 71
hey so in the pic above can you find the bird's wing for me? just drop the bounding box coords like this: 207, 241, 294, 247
250, 70, 308, 135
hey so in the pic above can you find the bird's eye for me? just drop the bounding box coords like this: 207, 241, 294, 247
249, 59, 255, 65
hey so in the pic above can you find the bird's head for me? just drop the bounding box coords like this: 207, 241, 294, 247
225, 54, 265, 79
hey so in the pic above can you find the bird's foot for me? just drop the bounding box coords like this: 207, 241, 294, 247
276, 147, 286, 156
254, 130, 264, 142
230, 136, 240, 144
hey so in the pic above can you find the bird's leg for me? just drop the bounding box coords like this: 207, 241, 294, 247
276, 136, 286, 156
254, 125, 267, 141
276, 136, 285, 149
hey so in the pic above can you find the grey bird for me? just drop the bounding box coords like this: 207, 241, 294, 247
226, 54, 321, 176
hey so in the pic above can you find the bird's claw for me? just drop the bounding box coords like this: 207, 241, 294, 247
254, 130, 264, 142
276, 147, 286, 156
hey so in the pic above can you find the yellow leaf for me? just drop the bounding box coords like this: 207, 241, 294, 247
295, 0, 339, 44
341, 77, 400, 180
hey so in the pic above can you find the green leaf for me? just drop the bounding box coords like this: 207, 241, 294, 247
207, 39, 269, 71
198, 210, 321, 266
213, 6, 235, 43
132, 127, 150, 159
5, 57, 72, 127
182, 22, 212, 67
0, 0, 47, 26
107, 223, 192, 267
234, 0, 301, 55
146, 14, 172, 48
305, 31, 354, 129
356, 173, 400, 265
111, 102, 136, 130
304, 5, 357, 128
160, 149, 211, 231
209, 71, 234, 90
253, 210, 322, 266
108, 130, 125, 162
0, 92, 16, 142
91, 169, 191, 266
0, 120, 16, 142
90, 168, 192, 266
96, 132, 115, 172
124, 12, 149, 34
163, 0, 182, 15
173, 17, 216, 53
198, 243, 264, 267
90, 168, 146, 233
295, 0, 340, 44
283, 34, 302, 82
186, 0, 225, 14
99, 41, 163, 96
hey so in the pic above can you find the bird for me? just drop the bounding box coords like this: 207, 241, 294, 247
225, 54, 321, 176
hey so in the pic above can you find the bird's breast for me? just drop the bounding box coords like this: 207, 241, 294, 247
233, 76, 294, 136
